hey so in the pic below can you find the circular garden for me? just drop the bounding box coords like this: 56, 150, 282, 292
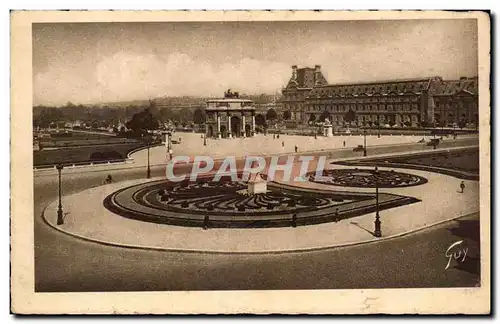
307, 168, 428, 188
103, 175, 419, 228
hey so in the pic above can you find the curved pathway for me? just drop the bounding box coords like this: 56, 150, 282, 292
42, 160, 479, 253
34, 137, 481, 291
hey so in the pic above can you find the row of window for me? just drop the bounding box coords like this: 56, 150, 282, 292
313, 114, 419, 122
309, 94, 422, 102
284, 95, 420, 104
287, 103, 420, 112
435, 101, 477, 109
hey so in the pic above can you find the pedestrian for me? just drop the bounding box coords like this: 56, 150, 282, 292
203, 215, 209, 230
273, 134, 276, 139
105, 174, 113, 184
277, 134, 280, 139
343, 140, 346, 147
282, 141, 285, 148
460, 181, 465, 193
295, 145, 298, 153
292, 213, 297, 228
334, 208, 340, 222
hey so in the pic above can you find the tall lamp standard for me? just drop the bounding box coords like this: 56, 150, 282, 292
432, 121, 437, 150
363, 128, 367, 157
374, 166, 381, 237
377, 116, 381, 138
166, 130, 173, 160
56, 164, 64, 225
203, 125, 207, 146
146, 137, 151, 179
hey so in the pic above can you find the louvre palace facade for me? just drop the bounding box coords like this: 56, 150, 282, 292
280, 65, 478, 128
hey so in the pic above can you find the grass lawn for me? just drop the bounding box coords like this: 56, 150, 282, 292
385, 149, 479, 173
340, 148, 479, 180
34, 142, 145, 166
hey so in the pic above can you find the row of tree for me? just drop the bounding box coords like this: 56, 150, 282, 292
33, 101, 200, 130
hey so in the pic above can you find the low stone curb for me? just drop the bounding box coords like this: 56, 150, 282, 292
41, 200, 477, 255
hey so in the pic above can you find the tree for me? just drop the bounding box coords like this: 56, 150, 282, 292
193, 108, 206, 125
255, 114, 266, 126
319, 111, 330, 122
419, 120, 431, 128
404, 121, 412, 127
308, 114, 316, 124
283, 110, 292, 120
344, 109, 356, 127
266, 108, 277, 121
125, 108, 160, 137
388, 119, 395, 127
458, 119, 466, 129
34, 107, 65, 128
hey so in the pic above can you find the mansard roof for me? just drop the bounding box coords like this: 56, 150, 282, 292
436, 78, 478, 96
307, 77, 440, 98
286, 67, 328, 89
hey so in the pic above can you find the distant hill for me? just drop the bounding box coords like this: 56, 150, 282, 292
96, 99, 150, 108
33, 93, 280, 127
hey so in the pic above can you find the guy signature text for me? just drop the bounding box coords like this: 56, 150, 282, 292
445, 240, 468, 270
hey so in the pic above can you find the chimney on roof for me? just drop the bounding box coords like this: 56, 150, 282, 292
314, 65, 322, 85
291, 65, 298, 80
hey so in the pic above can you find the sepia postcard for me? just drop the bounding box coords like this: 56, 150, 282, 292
10, 10, 490, 314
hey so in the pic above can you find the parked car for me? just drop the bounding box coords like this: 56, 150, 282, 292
353, 145, 365, 152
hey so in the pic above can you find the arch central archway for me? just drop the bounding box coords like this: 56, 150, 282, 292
220, 125, 228, 138
245, 124, 251, 137
230, 116, 241, 138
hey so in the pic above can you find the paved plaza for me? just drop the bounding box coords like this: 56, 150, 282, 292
34, 137, 482, 292
43, 147, 479, 253
129, 132, 478, 166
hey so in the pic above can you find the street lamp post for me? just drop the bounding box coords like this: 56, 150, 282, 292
433, 122, 437, 150
203, 124, 207, 146
377, 116, 381, 138
167, 130, 173, 160
56, 164, 64, 225
363, 129, 367, 157
147, 140, 151, 179
374, 166, 381, 237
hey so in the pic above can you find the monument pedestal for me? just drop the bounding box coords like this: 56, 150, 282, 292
325, 125, 333, 137
323, 119, 333, 137
248, 173, 267, 195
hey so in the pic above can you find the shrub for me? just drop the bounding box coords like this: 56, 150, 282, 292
90, 152, 104, 160
105, 151, 123, 160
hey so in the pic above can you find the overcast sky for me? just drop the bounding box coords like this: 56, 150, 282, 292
33, 19, 478, 106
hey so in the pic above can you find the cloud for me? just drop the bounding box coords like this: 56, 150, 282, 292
34, 51, 291, 105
